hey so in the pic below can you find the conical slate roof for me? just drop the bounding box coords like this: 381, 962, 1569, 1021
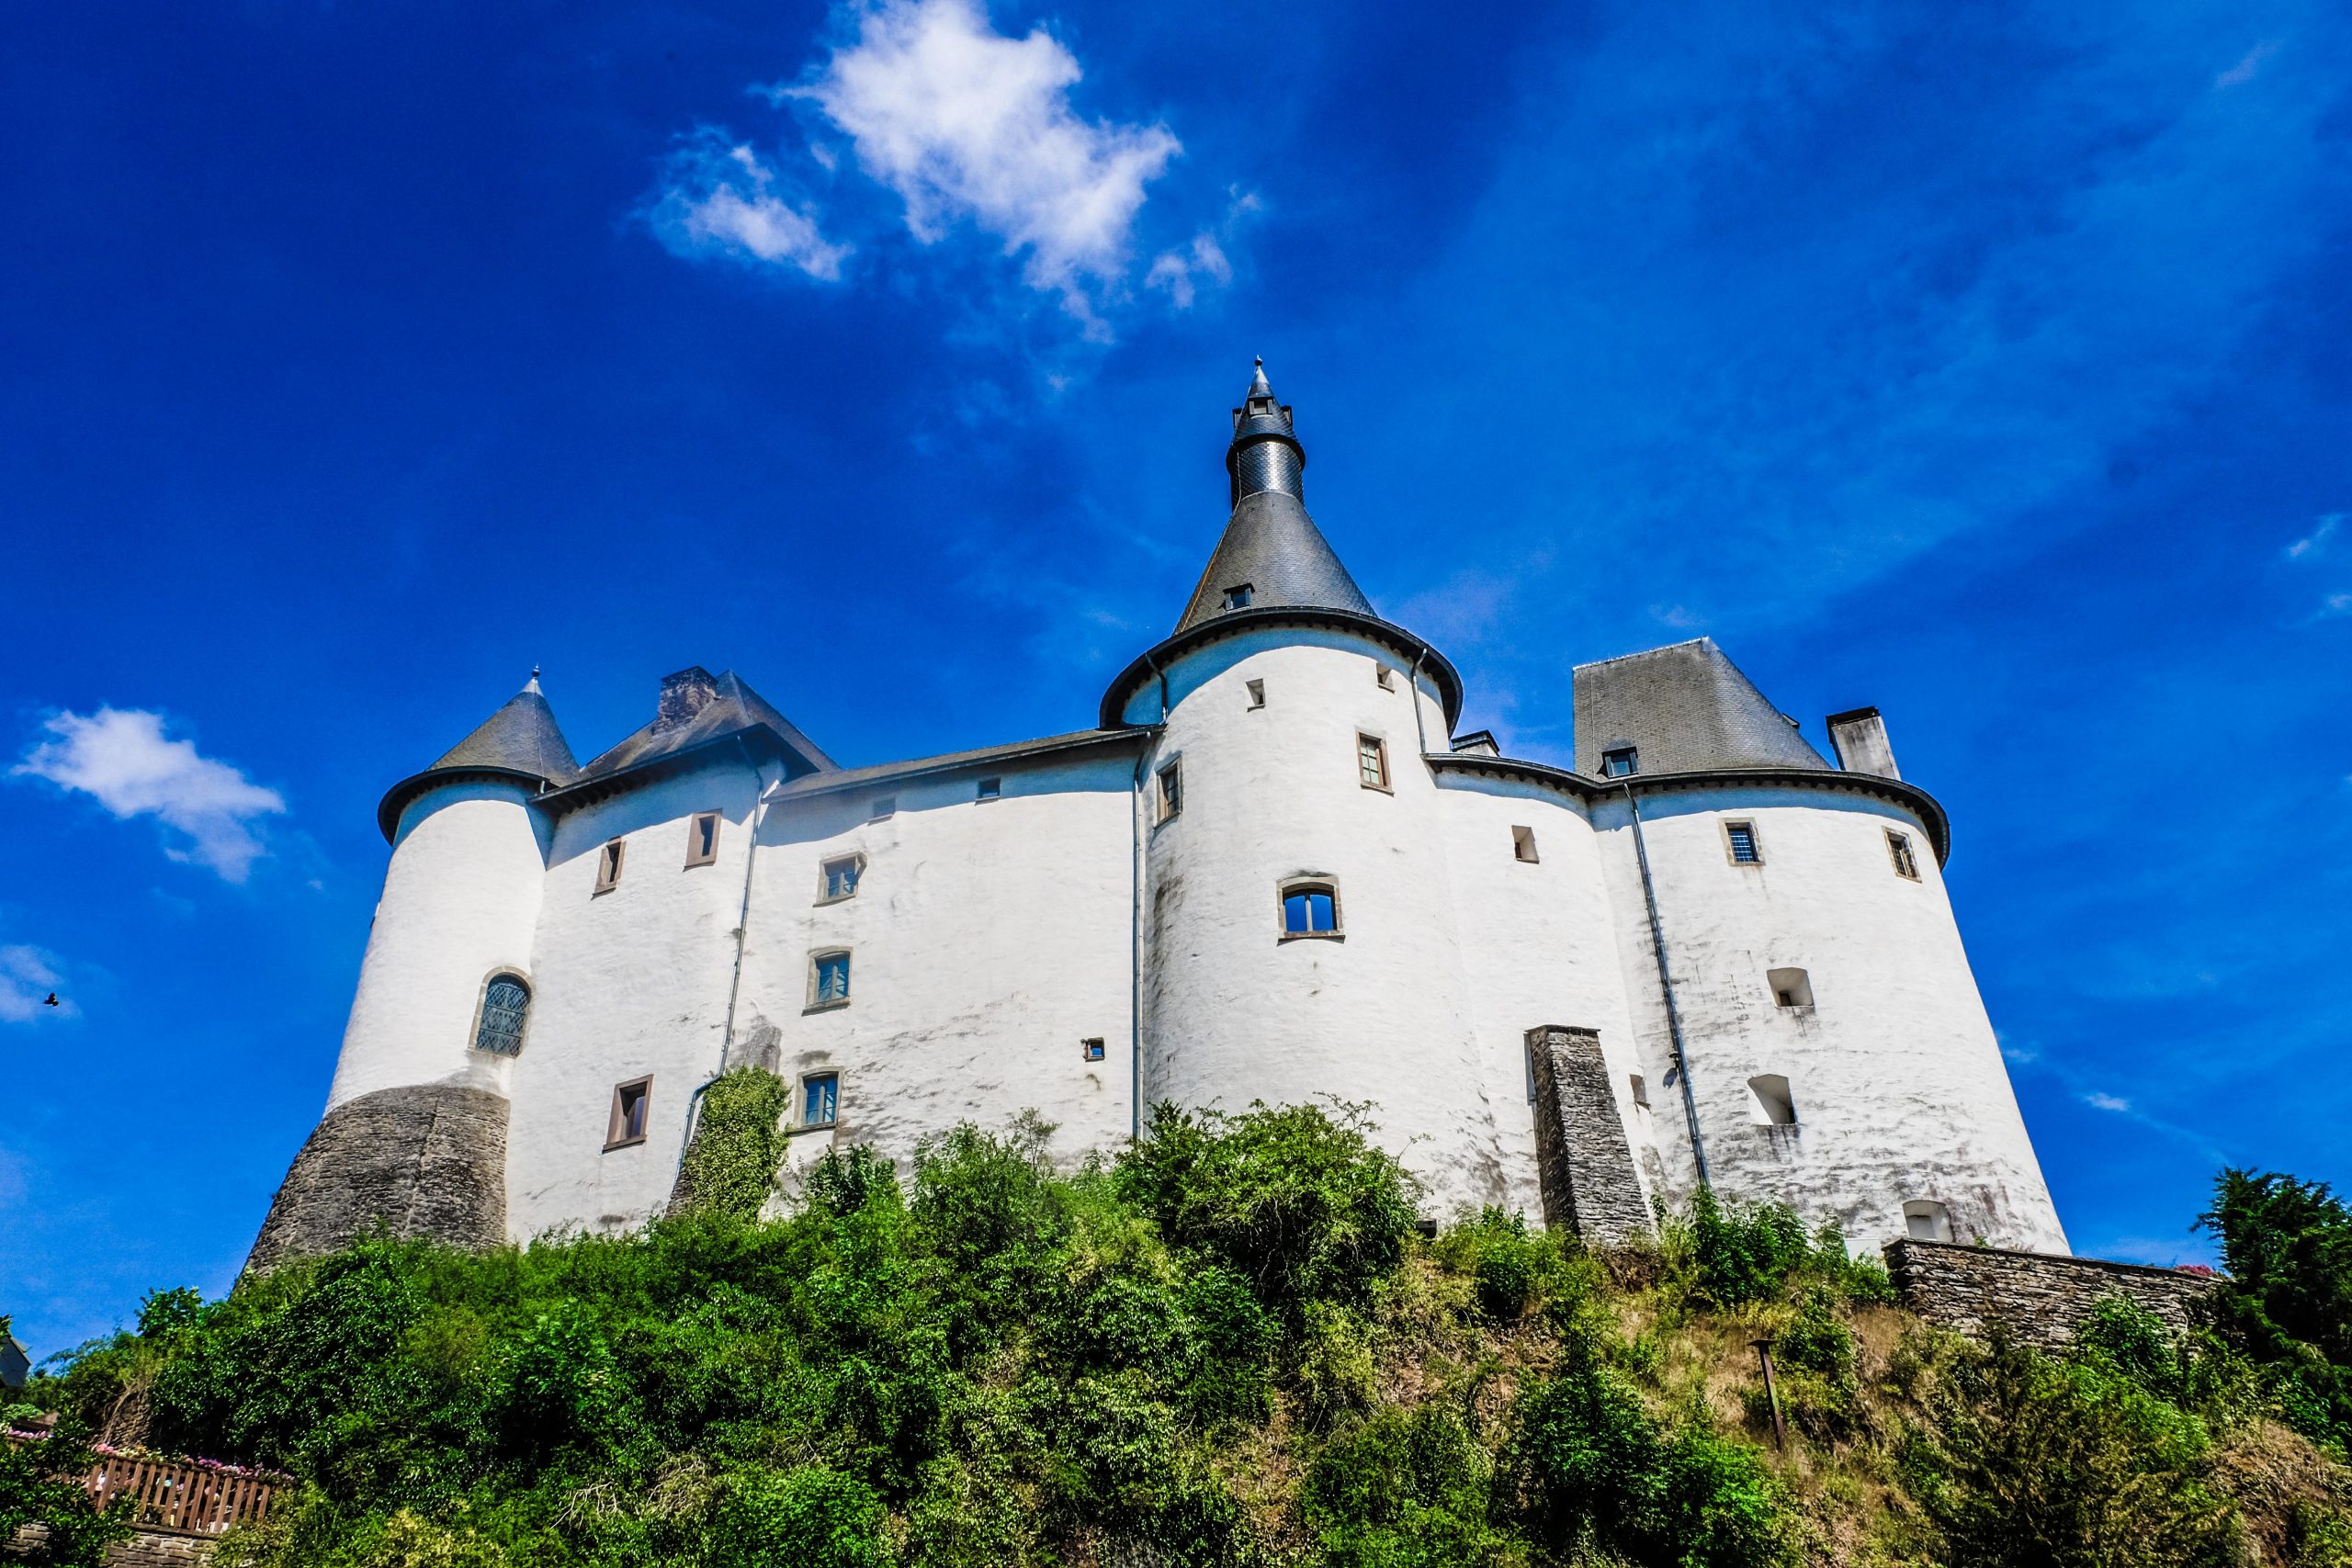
1571, 638, 1830, 775
429, 673, 579, 780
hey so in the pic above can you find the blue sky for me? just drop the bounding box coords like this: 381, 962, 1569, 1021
4, 0, 2348, 1359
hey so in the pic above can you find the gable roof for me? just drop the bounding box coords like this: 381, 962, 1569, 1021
544, 669, 835, 809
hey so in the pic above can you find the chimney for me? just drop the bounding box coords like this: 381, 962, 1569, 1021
1826, 707, 1900, 780
654, 666, 720, 734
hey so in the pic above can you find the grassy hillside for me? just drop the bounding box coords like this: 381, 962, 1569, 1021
9, 1090, 2352, 1566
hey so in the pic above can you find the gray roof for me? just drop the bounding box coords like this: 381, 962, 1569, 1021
775, 727, 1148, 800
1174, 490, 1375, 633
428, 675, 579, 781
570, 669, 834, 788
1572, 638, 1830, 775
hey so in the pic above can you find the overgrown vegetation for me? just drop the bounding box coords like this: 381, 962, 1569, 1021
670, 1067, 794, 1221
11, 1123, 2352, 1565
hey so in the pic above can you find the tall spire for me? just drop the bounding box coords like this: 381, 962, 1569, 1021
1174, 361, 1374, 633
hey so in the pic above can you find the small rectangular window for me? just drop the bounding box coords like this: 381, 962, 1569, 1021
808, 951, 852, 1010
1279, 879, 1342, 938
1601, 746, 1639, 778
1511, 825, 1539, 863
685, 811, 720, 867
1156, 760, 1182, 824
870, 795, 896, 822
802, 1072, 839, 1128
605, 1077, 651, 1149
1724, 820, 1761, 865
976, 776, 1001, 802
594, 839, 626, 895
1357, 733, 1390, 791
1629, 1073, 1651, 1108
1222, 583, 1253, 609
1886, 829, 1920, 880
1375, 664, 1395, 690
1245, 678, 1265, 710
819, 854, 863, 903
1082, 1037, 1106, 1062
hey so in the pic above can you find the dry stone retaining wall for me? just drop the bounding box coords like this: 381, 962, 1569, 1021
1528, 1025, 1654, 1246
1883, 1237, 2222, 1349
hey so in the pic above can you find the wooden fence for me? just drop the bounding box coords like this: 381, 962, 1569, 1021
85, 1450, 285, 1537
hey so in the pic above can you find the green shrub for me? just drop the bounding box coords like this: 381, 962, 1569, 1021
2199, 1168, 2352, 1448
707, 1464, 891, 1568
1, 1375, 130, 1568
1303, 1404, 1507, 1567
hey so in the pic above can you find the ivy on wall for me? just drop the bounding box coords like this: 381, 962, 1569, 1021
671, 1067, 791, 1220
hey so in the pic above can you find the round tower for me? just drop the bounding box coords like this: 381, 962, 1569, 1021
1103, 365, 1510, 1215
247, 674, 574, 1268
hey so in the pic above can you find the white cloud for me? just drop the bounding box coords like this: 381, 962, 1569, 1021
2215, 40, 2280, 87
14, 708, 286, 881
648, 135, 851, 280
0, 944, 73, 1024
2285, 513, 2339, 558
1144, 231, 1230, 310
2324, 592, 2352, 617
2084, 1090, 2132, 1112
796, 0, 1180, 303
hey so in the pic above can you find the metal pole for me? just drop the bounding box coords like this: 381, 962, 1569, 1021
1753, 1339, 1787, 1450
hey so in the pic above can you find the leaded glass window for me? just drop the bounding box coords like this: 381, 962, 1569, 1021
1725, 821, 1760, 864
474, 975, 529, 1055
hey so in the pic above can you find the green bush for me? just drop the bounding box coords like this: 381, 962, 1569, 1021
674, 1068, 792, 1220
2199, 1168, 2352, 1448
1303, 1404, 1507, 1567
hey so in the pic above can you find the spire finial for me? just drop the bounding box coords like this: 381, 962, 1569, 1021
524, 665, 543, 694
1248, 356, 1273, 400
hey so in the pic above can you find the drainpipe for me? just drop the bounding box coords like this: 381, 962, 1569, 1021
1130, 740, 1151, 1141
1623, 781, 1710, 1190
1408, 649, 1430, 758
685, 741, 779, 1169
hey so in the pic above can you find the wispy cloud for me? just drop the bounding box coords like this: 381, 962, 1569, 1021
647, 136, 850, 279
2215, 39, 2280, 87
14, 708, 286, 881
2084, 1091, 2132, 1112
0, 944, 74, 1024
2285, 513, 2339, 558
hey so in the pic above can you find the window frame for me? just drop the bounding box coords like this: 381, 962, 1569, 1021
1154, 758, 1182, 826
976, 776, 1002, 803
605, 1076, 653, 1151
1082, 1037, 1107, 1062
816, 852, 865, 905
1245, 678, 1265, 710
798, 1070, 840, 1130
1885, 829, 1920, 881
1374, 663, 1396, 690
1221, 582, 1253, 610
1356, 732, 1391, 793
1747, 1073, 1799, 1127
469, 969, 533, 1057
1766, 966, 1815, 1011
1511, 825, 1540, 863
1722, 818, 1763, 866
1600, 746, 1639, 779
1903, 1200, 1954, 1242
1277, 875, 1344, 941
684, 810, 721, 868
807, 949, 854, 1011
594, 837, 627, 896
869, 795, 897, 822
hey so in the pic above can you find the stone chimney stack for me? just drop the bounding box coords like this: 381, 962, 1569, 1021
1826, 706, 1901, 780
654, 666, 720, 733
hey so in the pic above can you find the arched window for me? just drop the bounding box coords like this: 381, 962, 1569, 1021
1279, 878, 1342, 939
474, 973, 530, 1056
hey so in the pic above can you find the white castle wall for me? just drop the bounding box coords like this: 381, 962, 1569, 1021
1590, 785, 2066, 1254
328, 780, 548, 1110
1130, 627, 1510, 1216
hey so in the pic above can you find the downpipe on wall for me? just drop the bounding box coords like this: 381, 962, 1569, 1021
1623, 781, 1711, 1190
682, 743, 781, 1172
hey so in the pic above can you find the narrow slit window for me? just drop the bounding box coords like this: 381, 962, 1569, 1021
473, 974, 530, 1056
1245, 678, 1265, 710
976, 776, 1001, 802
1767, 966, 1814, 1010
820, 854, 863, 903
1082, 1037, 1106, 1062
606, 1077, 651, 1149
1904, 1200, 1954, 1242
1221, 583, 1253, 609
869, 795, 896, 822
1601, 746, 1639, 778
1747, 1073, 1798, 1126
685, 811, 720, 867
809, 951, 852, 1009
1512, 825, 1540, 863
1724, 820, 1762, 865
1628, 1073, 1650, 1109
1156, 760, 1182, 824
1886, 829, 1920, 880
1280, 879, 1341, 938
1357, 733, 1390, 791
594, 839, 626, 895
1375, 664, 1396, 690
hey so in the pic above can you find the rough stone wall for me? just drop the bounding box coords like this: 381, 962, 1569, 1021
1528, 1026, 1654, 1246
1884, 1238, 2221, 1350
104, 1532, 214, 1567
247, 1084, 509, 1269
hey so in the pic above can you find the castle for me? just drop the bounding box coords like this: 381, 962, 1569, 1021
250, 363, 2067, 1268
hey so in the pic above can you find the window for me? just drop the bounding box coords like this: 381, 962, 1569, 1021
606, 1077, 651, 1149
1156, 760, 1182, 824
1245, 678, 1265, 710
802, 1072, 839, 1128
1222, 583, 1253, 609
1724, 820, 1762, 865
1357, 733, 1390, 791
1601, 746, 1639, 779
685, 811, 720, 867
1886, 829, 1920, 880
1904, 1200, 1954, 1242
1082, 1037, 1106, 1062
1628, 1073, 1651, 1109
472, 974, 530, 1056
819, 854, 864, 903
1767, 966, 1814, 1010
1279, 878, 1342, 939
1512, 825, 1540, 863
976, 776, 1001, 802
808, 950, 852, 1010
594, 839, 626, 895
869, 795, 896, 822
1747, 1073, 1798, 1126
1375, 664, 1396, 690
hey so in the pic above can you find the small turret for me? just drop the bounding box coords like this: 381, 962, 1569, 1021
1227, 357, 1306, 505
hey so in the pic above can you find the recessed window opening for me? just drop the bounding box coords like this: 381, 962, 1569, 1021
1082, 1037, 1106, 1062
1375, 664, 1396, 690
594, 839, 626, 895
1601, 746, 1639, 778
1512, 825, 1540, 863
820, 854, 864, 903
1629, 1073, 1650, 1109
1357, 733, 1390, 791
869, 796, 896, 822
1886, 829, 1920, 880
808, 950, 852, 1010
1724, 820, 1762, 865
1747, 1073, 1798, 1126
685, 811, 720, 867
472, 973, 530, 1056
1280, 878, 1342, 939
1903, 1200, 1954, 1242
1156, 760, 1182, 824
976, 776, 1001, 802
606, 1077, 651, 1149
1222, 583, 1253, 610
1767, 967, 1815, 1010
1245, 678, 1265, 710
802, 1072, 839, 1128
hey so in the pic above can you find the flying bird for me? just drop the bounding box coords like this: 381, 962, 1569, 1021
43, 992, 59, 1007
